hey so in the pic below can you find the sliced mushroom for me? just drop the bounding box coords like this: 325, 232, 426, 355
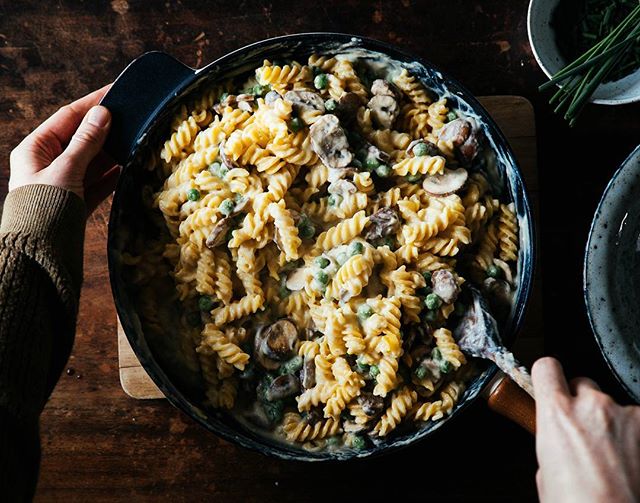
300, 359, 316, 389
370, 79, 399, 99
205, 217, 232, 249
327, 166, 358, 183
422, 168, 468, 196
236, 93, 255, 112
357, 393, 385, 416
343, 420, 367, 434
285, 267, 308, 292
406, 139, 441, 157
232, 196, 251, 215
363, 142, 390, 165
482, 277, 513, 320
328, 178, 357, 196
438, 118, 482, 165
284, 90, 326, 115
309, 114, 353, 169
219, 141, 239, 169
264, 90, 282, 105
253, 325, 281, 371
261, 319, 299, 361
335, 92, 361, 121
265, 374, 300, 401
364, 207, 400, 241
431, 269, 460, 304
367, 94, 399, 129
213, 94, 237, 115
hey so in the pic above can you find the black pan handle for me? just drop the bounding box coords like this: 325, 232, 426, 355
100, 51, 194, 164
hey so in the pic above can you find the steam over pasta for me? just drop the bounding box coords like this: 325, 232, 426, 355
138, 52, 520, 452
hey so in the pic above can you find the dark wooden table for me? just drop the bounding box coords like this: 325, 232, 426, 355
1, 1, 639, 501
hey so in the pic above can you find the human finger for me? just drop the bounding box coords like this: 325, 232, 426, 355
9, 85, 112, 172
569, 377, 601, 396
50, 105, 111, 179
30, 85, 112, 145
532, 357, 570, 399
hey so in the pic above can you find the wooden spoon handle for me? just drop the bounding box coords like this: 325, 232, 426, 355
484, 372, 536, 434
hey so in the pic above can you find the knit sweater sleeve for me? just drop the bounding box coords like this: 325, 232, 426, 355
0, 184, 86, 502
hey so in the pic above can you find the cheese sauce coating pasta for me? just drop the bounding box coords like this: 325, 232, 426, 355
143, 53, 519, 451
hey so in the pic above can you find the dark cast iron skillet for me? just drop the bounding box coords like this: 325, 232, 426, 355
101, 33, 536, 461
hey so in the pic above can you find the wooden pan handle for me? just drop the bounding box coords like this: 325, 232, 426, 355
485, 374, 536, 434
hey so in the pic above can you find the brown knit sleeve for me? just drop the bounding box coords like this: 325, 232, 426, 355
0, 184, 86, 501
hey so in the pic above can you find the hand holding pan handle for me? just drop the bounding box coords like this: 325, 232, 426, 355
100, 51, 195, 164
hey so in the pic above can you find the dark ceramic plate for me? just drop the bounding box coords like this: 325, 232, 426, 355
102, 33, 535, 460
584, 145, 640, 403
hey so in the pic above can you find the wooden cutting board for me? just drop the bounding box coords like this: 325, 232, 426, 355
117, 95, 541, 400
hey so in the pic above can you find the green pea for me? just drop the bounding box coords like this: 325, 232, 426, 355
413, 142, 429, 157
364, 157, 380, 171
425, 293, 443, 310
369, 365, 380, 378
314, 73, 328, 90
315, 270, 329, 285
328, 194, 342, 206
405, 174, 422, 183
220, 198, 235, 216
486, 264, 502, 279
424, 309, 438, 322
414, 365, 428, 380
356, 359, 370, 374
357, 304, 374, 321
376, 236, 395, 249
351, 435, 366, 450
326, 436, 341, 447
315, 256, 330, 269
432, 347, 442, 360
336, 251, 348, 266
187, 188, 201, 201
349, 241, 365, 256
219, 92, 229, 103
208, 161, 228, 179
279, 355, 303, 375
289, 117, 303, 132
439, 360, 453, 374
262, 400, 284, 423
252, 84, 270, 96
325, 98, 338, 112
298, 218, 316, 239
375, 164, 391, 178
422, 271, 433, 284
198, 295, 214, 311
446, 111, 458, 122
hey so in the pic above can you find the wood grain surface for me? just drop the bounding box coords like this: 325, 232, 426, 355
1, 1, 639, 501
117, 94, 542, 400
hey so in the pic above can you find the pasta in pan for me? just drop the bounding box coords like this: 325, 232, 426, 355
138, 52, 520, 451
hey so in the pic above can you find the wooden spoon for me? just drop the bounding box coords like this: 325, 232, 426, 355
454, 287, 534, 398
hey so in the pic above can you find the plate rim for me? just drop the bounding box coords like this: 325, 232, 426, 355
584, 143, 640, 403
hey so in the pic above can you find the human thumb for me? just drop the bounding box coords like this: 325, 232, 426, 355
55, 105, 111, 177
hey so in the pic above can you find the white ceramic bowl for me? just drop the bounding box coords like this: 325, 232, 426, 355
527, 0, 640, 105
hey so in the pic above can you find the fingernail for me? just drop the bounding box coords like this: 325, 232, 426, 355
87, 106, 110, 127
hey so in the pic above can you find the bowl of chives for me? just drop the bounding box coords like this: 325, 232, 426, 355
528, 0, 640, 105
